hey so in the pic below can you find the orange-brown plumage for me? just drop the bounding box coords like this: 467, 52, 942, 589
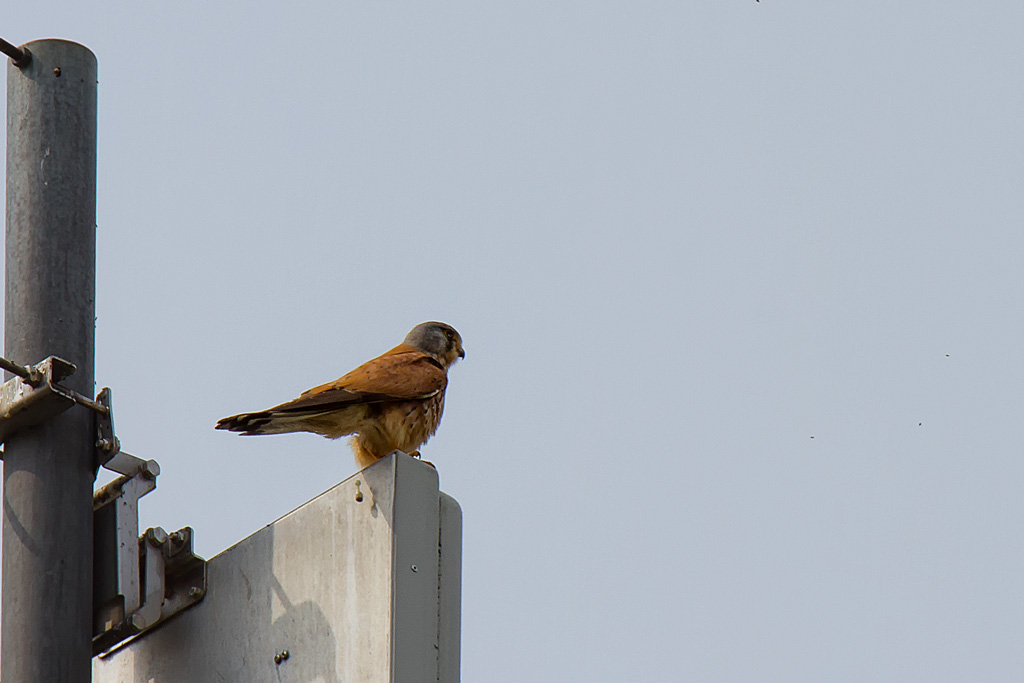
216, 322, 464, 469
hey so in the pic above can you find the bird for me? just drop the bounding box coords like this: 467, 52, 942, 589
216, 321, 465, 469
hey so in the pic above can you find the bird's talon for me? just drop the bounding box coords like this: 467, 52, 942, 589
409, 450, 421, 459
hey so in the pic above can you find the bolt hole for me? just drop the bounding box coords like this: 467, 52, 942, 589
53, 67, 61, 77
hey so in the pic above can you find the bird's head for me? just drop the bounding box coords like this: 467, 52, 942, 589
405, 321, 465, 367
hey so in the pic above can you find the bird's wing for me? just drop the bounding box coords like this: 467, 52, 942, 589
266, 346, 447, 415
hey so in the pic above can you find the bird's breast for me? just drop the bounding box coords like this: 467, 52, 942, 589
379, 392, 446, 452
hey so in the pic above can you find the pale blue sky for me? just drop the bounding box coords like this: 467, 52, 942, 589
4, 1, 1024, 680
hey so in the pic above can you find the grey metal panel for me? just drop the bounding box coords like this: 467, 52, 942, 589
3, 39, 97, 683
438, 493, 463, 683
92, 453, 461, 683
391, 456, 441, 683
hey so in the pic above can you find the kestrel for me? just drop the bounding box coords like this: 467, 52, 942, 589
216, 321, 465, 469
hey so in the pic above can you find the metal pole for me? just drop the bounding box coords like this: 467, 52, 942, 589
3, 40, 97, 683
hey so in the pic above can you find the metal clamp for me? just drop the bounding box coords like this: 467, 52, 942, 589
93, 513, 207, 655
93, 470, 207, 657
1, 353, 208, 655
89, 388, 207, 655
93, 468, 159, 651
93, 519, 207, 656
0, 355, 148, 478
0, 354, 114, 448
93, 387, 157, 478
0, 356, 79, 446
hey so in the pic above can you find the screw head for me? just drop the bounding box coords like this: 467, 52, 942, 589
147, 527, 168, 545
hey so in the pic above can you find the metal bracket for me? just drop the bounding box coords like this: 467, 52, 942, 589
0, 354, 152, 477
0, 356, 78, 445
92, 387, 157, 478
0, 354, 115, 454
95, 387, 121, 468
1, 354, 208, 655
93, 468, 158, 650
139, 526, 207, 629
90, 388, 207, 656
93, 476, 207, 655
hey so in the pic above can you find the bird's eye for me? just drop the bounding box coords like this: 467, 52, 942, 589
445, 330, 454, 340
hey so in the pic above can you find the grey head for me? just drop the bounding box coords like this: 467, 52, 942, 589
404, 321, 465, 367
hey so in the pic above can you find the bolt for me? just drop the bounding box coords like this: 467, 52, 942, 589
411, 564, 418, 573
142, 459, 160, 479
53, 66, 61, 77
130, 613, 147, 630
188, 586, 204, 598
274, 650, 290, 665
170, 530, 187, 544
354, 480, 364, 502
147, 527, 168, 546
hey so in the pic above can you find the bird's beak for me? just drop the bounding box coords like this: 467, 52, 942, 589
457, 347, 465, 359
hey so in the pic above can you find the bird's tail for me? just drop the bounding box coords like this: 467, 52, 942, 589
215, 411, 312, 435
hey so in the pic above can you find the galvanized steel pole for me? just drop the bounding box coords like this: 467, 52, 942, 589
3, 40, 97, 683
